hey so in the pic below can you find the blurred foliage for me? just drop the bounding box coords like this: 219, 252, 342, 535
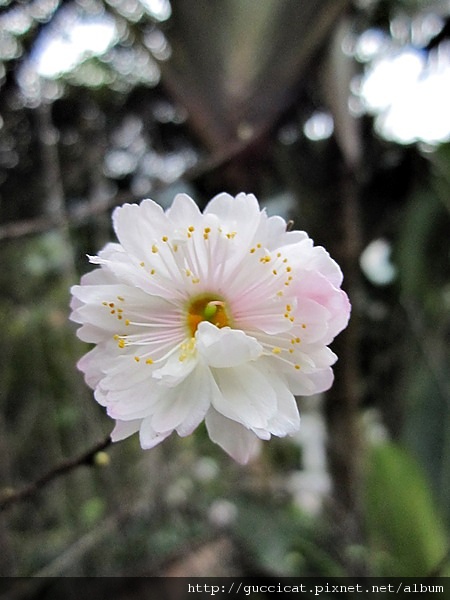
366, 442, 448, 576
0, 0, 449, 582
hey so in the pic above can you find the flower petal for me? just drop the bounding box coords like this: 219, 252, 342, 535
196, 321, 263, 368
205, 192, 260, 231
151, 362, 211, 435
139, 417, 172, 449
111, 419, 142, 441
286, 366, 334, 396
113, 200, 167, 261
152, 344, 198, 386
291, 271, 350, 342
265, 371, 301, 436
211, 363, 277, 429
205, 408, 261, 464
165, 193, 202, 229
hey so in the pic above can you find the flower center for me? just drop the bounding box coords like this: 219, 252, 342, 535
186, 294, 231, 335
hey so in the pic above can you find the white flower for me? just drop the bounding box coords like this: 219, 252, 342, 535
70, 193, 350, 463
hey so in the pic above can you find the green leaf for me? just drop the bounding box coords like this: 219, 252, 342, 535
365, 442, 448, 576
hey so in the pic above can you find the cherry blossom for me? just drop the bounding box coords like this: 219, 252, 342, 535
70, 193, 350, 463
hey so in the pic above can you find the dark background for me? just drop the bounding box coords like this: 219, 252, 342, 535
0, 0, 449, 579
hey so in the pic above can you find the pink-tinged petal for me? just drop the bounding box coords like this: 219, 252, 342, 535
139, 417, 172, 449
288, 298, 330, 344
111, 419, 142, 441
196, 321, 262, 368
211, 363, 277, 429
307, 246, 344, 288
291, 271, 350, 342
205, 408, 261, 464
284, 238, 344, 287
232, 294, 294, 335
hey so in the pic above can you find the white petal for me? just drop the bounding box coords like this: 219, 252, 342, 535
286, 366, 334, 396
267, 378, 301, 437
204, 193, 264, 272
152, 346, 197, 387
308, 367, 335, 393
152, 363, 211, 435
139, 417, 172, 449
111, 419, 142, 441
102, 360, 154, 391
112, 200, 167, 260
303, 346, 337, 369
178, 363, 224, 437
196, 322, 262, 368
205, 408, 261, 464
165, 193, 202, 229
260, 215, 308, 250
211, 363, 277, 429
77, 343, 115, 389
205, 192, 260, 226
104, 380, 161, 420
70, 283, 149, 341
251, 428, 272, 440
100, 365, 166, 420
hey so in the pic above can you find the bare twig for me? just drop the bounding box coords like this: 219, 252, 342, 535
0, 435, 112, 512
0, 193, 131, 241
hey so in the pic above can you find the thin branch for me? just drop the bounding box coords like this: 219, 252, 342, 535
0, 435, 112, 512
0, 192, 129, 241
